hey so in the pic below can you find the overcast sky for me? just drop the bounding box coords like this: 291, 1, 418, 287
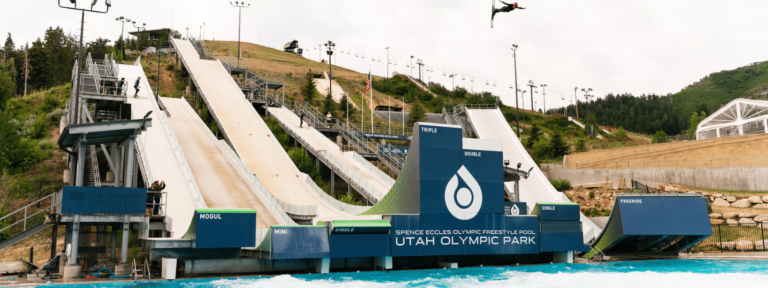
3, 0, 767, 109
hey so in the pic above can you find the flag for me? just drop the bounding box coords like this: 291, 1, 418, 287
365, 71, 371, 94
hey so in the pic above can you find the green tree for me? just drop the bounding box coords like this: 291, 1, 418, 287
2, 33, 14, 60
44, 27, 76, 86
548, 128, 569, 158
338, 93, 355, 119
0, 113, 42, 174
86, 38, 110, 60
615, 127, 628, 139
688, 112, 700, 135
531, 138, 549, 160
301, 71, 317, 104
27, 38, 52, 91
525, 124, 542, 149
0, 61, 15, 110
407, 98, 426, 128
573, 137, 587, 153
323, 91, 335, 116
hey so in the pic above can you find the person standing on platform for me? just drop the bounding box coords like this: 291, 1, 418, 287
134, 76, 142, 98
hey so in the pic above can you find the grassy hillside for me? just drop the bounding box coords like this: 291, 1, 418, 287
671, 61, 768, 119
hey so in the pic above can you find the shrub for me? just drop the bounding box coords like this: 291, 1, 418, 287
550, 178, 571, 191
38, 139, 56, 150
589, 191, 595, 198
616, 127, 628, 139
30, 116, 49, 139
47, 108, 65, 122
338, 194, 363, 206
149, 74, 158, 81
166, 62, 176, 71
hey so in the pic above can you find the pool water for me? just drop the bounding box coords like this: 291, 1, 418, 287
45, 259, 768, 288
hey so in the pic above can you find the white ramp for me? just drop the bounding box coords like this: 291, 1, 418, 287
268, 107, 394, 200
119, 64, 198, 238
466, 109, 602, 243
163, 98, 284, 227
172, 38, 350, 218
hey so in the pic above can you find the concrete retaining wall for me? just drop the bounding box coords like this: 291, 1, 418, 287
549, 167, 768, 191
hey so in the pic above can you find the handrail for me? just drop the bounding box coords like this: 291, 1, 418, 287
218, 139, 312, 223
0, 193, 56, 234
350, 152, 396, 187
574, 157, 768, 169
89, 145, 101, 187
301, 173, 372, 214
160, 97, 206, 208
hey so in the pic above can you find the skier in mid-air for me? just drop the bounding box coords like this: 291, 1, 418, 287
491, 1, 526, 28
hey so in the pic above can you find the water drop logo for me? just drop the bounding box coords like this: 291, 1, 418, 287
444, 165, 483, 220
511, 204, 520, 215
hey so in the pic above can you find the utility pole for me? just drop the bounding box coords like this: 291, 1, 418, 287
527, 80, 536, 112
410, 55, 414, 77
574, 87, 579, 119
518, 89, 526, 128
230, 1, 250, 67
540, 84, 547, 114
324, 41, 335, 101
116, 17, 130, 55
385, 47, 389, 78
186, 27, 189, 39
318, 44, 322, 62
416, 59, 424, 81
203, 22, 206, 40
511, 45, 520, 137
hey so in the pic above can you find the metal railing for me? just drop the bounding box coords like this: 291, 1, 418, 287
146, 191, 167, 217
573, 157, 768, 170
687, 223, 767, 253
89, 145, 101, 187
218, 139, 313, 223
351, 152, 396, 187
0, 193, 58, 239
301, 173, 373, 215
159, 97, 206, 208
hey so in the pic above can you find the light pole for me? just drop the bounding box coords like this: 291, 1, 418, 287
132, 22, 146, 52
540, 84, 547, 114
574, 87, 580, 119
116, 16, 130, 56
527, 80, 537, 112
58, 0, 111, 126
203, 22, 206, 40
186, 27, 189, 39
416, 59, 424, 81
324, 41, 335, 101
511, 44, 520, 136
385, 47, 389, 78
581, 88, 593, 134
410, 55, 414, 77
230, 1, 250, 67
518, 89, 526, 129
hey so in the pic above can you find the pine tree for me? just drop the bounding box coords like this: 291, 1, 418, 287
525, 124, 541, 149
2, 33, 14, 60
0, 61, 15, 110
301, 71, 317, 104
27, 38, 51, 90
338, 93, 355, 119
548, 128, 569, 158
407, 98, 426, 128
323, 91, 335, 116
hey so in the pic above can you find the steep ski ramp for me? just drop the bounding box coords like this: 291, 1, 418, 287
172, 38, 349, 218
120, 64, 198, 237
163, 98, 283, 227
466, 108, 602, 242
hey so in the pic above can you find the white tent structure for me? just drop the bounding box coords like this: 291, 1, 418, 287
696, 98, 768, 140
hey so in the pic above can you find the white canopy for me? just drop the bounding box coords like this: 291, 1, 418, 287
696, 98, 768, 139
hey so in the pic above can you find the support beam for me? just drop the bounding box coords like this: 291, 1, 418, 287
121, 215, 129, 263
374, 256, 392, 270
330, 171, 335, 196
69, 215, 80, 265
50, 224, 58, 259
315, 258, 330, 274
111, 225, 117, 260
76, 140, 86, 186
553, 251, 574, 263
124, 137, 135, 188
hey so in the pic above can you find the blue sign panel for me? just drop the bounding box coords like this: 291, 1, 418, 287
617, 197, 712, 236
378, 145, 410, 157
505, 202, 528, 216
61, 186, 146, 214
534, 204, 581, 221
330, 234, 390, 258
271, 226, 330, 259
193, 210, 257, 249
390, 214, 540, 256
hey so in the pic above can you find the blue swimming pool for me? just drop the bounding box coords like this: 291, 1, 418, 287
46, 259, 768, 288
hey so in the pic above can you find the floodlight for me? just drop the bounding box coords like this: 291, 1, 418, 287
105, 0, 111, 8
91, 0, 97, 8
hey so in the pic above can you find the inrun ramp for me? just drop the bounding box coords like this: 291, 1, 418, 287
163, 97, 283, 227
466, 108, 602, 242
120, 64, 198, 237
172, 38, 350, 218
268, 107, 393, 201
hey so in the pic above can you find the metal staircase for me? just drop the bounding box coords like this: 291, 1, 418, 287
0, 193, 59, 251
